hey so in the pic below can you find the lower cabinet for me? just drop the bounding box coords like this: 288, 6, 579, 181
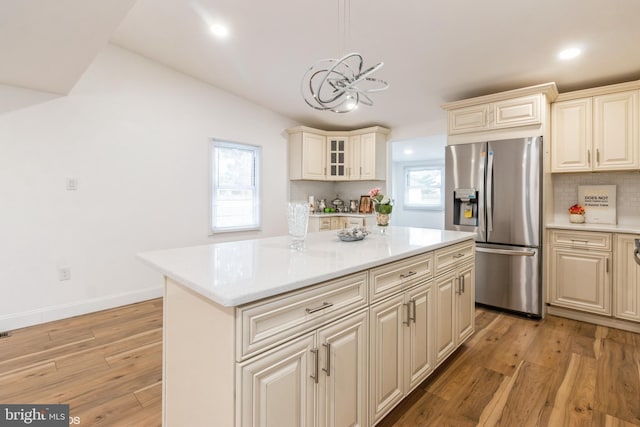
434, 261, 475, 365
308, 216, 367, 232
238, 309, 368, 427
614, 234, 640, 322
548, 230, 612, 315
369, 280, 433, 424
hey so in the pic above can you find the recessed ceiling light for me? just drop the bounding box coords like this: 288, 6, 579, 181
558, 47, 581, 60
403, 149, 414, 155
210, 23, 229, 38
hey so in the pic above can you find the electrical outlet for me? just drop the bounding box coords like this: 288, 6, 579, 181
58, 267, 71, 281
66, 178, 78, 191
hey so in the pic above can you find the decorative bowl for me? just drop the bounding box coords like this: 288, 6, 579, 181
337, 227, 369, 242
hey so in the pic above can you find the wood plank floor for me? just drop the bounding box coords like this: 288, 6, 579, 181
1, 300, 639, 426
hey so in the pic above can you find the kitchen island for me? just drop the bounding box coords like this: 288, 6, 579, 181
138, 226, 476, 427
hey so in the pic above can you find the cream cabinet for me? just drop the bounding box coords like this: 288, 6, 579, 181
238, 309, 368, 427
614, 234, 640, 322
327, 136, 349, 180
288, 131, 327, 180
447, 94, 542, 135
308, 216, 368, 233
434, 260, 474, 365
551, 89, 639, 172
369, 280, 433, 424
548, 230, 612, 315
287, 126, 389, 181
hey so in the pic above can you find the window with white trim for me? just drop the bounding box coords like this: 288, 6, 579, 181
211, 140, 261, 232
403, 165, 444, 210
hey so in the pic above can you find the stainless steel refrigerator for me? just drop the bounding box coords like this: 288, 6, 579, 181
445, 137, 542, 317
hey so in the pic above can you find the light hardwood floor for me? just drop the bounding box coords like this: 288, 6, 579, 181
1, 300, 638, 426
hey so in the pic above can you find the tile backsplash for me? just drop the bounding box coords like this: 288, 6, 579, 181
553, 171, 640, 224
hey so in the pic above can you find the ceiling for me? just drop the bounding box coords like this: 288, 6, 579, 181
4, 0, 640, 131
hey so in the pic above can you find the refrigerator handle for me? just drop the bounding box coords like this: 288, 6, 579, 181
486, 150, 494, 232
476, 247, 536, 256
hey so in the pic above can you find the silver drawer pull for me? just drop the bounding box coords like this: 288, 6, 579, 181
570, 239, 589, 244
453, 253, 465, 259
400, 271, 417, 279
305, 302, 333, 314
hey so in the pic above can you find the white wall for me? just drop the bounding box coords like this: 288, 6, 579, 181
0, 44, 296, 330
388, 121, 447, 230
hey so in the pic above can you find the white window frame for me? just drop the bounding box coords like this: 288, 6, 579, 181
210, 139, 261, 233
403, 164, 444, 211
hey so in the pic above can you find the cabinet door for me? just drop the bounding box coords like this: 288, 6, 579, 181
434, 270, 456, 365
238, 332, 316, 427
348, 135, 361, 180
614, 234, 640, 322
404, 281, 433, 392
549, 247, 611, 315
359, 133, 377, 180
302, 133, 327, 180
448, 104, 490, 134
492, 94, 541, 129
456, 263, 475, 344
317, 310, 368, 427
369, 294, 405, 424
551, 98, 592, 172
593, 90, 639, 171
319, 217, 332, 231
327, 136, 349, 180
330, 217, 344, 230
344, 217, 364, 228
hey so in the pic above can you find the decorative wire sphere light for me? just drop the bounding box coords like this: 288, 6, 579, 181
301, 52, 389, 113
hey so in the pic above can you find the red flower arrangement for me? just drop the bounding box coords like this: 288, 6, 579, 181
568, 204, 585, 215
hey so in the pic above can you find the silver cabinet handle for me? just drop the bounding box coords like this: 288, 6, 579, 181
322, 343, 331, 376
305, 302, 333, 314
596, 148, 600, 163
409, 300, 417, 323
310, 348, 319, 384
606, 258, 609, 273
400, 271, 417, 279
455, 277, 461, 295
635, 247, 640, 266
403, 303, 410, 326
461, 275, 465, 293
587, 149, 591, 165
453, 253, 465, 259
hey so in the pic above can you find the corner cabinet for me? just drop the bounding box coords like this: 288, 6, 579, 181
551, 87, 640, 172
287, 126, 389, 181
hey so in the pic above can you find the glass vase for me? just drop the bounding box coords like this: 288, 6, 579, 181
287, 202, 310, 250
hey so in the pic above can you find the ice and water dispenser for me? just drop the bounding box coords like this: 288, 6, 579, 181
452, 188, 478, 226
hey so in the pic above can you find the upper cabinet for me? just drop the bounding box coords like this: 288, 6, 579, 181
441, 83, 558, 143
288, 126, 389, 181
552, 85, 640, 173
447, 94, 542, 135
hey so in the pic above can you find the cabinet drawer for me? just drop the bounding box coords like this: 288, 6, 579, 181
550, 230, 612, 250
236, 272, 368, 360
369, 253, 433, 302
434, 241, 475, 276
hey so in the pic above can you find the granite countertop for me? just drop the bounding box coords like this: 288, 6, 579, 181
547, 222, 640, 234
137, 226, 475, 307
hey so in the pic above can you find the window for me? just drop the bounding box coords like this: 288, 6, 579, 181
403, 165, 444, 210
211, 140, 261, 232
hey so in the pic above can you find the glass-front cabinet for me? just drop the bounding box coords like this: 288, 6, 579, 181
327, 136, 348, 180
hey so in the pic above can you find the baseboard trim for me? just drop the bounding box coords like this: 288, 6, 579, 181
0, 286, 163, 331
546, 305, 640, 334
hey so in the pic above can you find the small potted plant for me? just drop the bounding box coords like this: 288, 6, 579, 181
568, 204, 585, 223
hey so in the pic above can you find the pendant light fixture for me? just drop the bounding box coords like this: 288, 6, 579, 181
300, 0, 389, 113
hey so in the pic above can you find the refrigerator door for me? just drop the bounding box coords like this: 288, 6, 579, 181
445, 142, 486, 242
486, 137, 542, 247
475, 243, 541, 316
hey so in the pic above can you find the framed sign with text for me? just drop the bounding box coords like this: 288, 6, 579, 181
578, 185, 617, 224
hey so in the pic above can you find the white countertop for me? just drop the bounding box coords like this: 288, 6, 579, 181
547, 222, 640, 234
137, 226, 475, 307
